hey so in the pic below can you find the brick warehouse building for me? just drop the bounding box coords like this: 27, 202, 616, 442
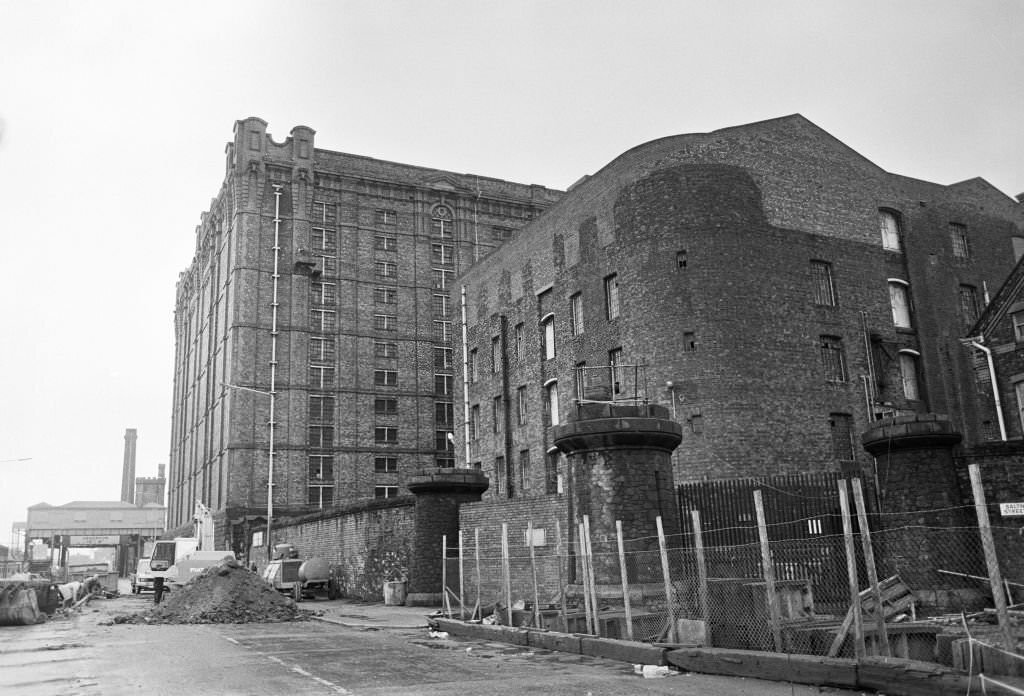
457, 114, 1024, 499
169, 117, 561, 547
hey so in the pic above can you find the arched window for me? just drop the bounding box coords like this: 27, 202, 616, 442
899, 349, 921, 401
544, 378, 560, 426
541, 313, 555, 360
888, 279, 912, 328
879, 210, 902, 251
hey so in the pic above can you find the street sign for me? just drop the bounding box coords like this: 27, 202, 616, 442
69, 535, 120, 546
998, 502, 1024, 517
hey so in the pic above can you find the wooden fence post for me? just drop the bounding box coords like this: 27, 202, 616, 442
556, 519, 568, 632
852, 478, 890, 657
528, 520, 541, 628
753, 490, 783, 652
458, 529, 465, 620
442, 534, 451, 618
837, 480, 865, 658
579, 521, 594, 634
969, 463, 1015, 651
690, 509, 710, 646
615, 520, 634, 641
474, 528, 481, 621
501, 522, 512, 627
656, 515, 676, 643
583, 515, 600, 636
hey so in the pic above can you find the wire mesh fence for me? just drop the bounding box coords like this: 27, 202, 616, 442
440, 493, 1021, 665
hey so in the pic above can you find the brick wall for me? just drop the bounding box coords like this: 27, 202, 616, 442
955, 443, 1024, 582
267, 496, 415, 600
458, 495, 569, 606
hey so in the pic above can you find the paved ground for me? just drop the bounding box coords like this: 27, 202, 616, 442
0, 583, 862, 695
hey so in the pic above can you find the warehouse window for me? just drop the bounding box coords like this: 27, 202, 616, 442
514, 322, 524, 362
879, 210, 902, 251
308, 455, 333, 481
374, 287, 396, 304
517, 385, 528, 426
374, 398, 397, 415
1013, 311, 1024, 342
374, 341, 397, 358
469, 348, 478, 382
950, 223, 970, 259
899, 350, 921, 401
820, 335, 848, 383
375, 261, 397, 279
435, 374, 453, 396
374, 426, 397, 443
308, 426, 334, 449
570, 293, 584, 336
374, 235, 397, 251
435, 402, 454, 427
811, 261, 836, 306
545, 379, 560, 426
375, 209, 396, 225
888, 279, 912, 328
541, 314, 555, 360
309, 395, 334, 422
374, 486, 399, 499
492, 395, 503, 433
374, 314, 397, 332
469, 404, 480, 441
959, 285, 979, 327
604, 274, 620, 319
374, 370, 397, 386
374, 456, 398, 473
308, 485, 333, 508
434, 347, 453, 370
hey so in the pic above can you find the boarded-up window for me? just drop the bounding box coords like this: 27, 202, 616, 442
829, 413, 854, 461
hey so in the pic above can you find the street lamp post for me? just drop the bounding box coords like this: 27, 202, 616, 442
222, 382, 275, 559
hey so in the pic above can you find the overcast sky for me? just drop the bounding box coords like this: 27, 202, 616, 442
1, 0, 1021, 548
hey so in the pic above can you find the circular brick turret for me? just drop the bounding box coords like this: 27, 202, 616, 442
405, 468, 489, 606
861, 414, 979, 608
553, 403, 682, 584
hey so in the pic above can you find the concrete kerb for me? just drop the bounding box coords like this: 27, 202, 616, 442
431, 618, 668, 665
311, 601, 441, 630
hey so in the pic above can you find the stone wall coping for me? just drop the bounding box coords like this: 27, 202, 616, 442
553, 416, 683, 454
406, 468, 490, 495
862, 414, 962, 455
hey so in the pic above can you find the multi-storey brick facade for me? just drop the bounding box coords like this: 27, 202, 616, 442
457, 115, 1024, 498
169, 117, 561, 550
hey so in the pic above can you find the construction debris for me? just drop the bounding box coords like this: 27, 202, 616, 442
0, 583, 44, 626
115, 560, 313, 624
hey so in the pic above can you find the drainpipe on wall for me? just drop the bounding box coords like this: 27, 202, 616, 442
461, 285, 471, 467
969, 335, 1007, 441
267, 184, 282, 556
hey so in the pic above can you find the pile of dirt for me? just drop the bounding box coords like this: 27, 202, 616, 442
116, 561, 313, 624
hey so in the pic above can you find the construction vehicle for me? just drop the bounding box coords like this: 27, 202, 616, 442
262, 543, 338, 601
149, 503, 235, 594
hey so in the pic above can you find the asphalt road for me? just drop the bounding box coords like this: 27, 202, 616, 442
1, 592, 860, 696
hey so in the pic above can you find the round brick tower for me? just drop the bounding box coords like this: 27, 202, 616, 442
553, 402, 682, 583
861, 413, 980, 607
405, 467, 489, 606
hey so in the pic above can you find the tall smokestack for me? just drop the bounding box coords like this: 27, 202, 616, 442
121, 428, 137, 503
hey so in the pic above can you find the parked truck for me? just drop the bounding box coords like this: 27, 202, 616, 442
149, 503, 235, 601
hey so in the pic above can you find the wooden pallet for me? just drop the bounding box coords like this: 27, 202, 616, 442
827, 575, 916, 657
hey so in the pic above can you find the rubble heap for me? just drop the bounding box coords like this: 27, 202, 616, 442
118, 560, 312, 624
